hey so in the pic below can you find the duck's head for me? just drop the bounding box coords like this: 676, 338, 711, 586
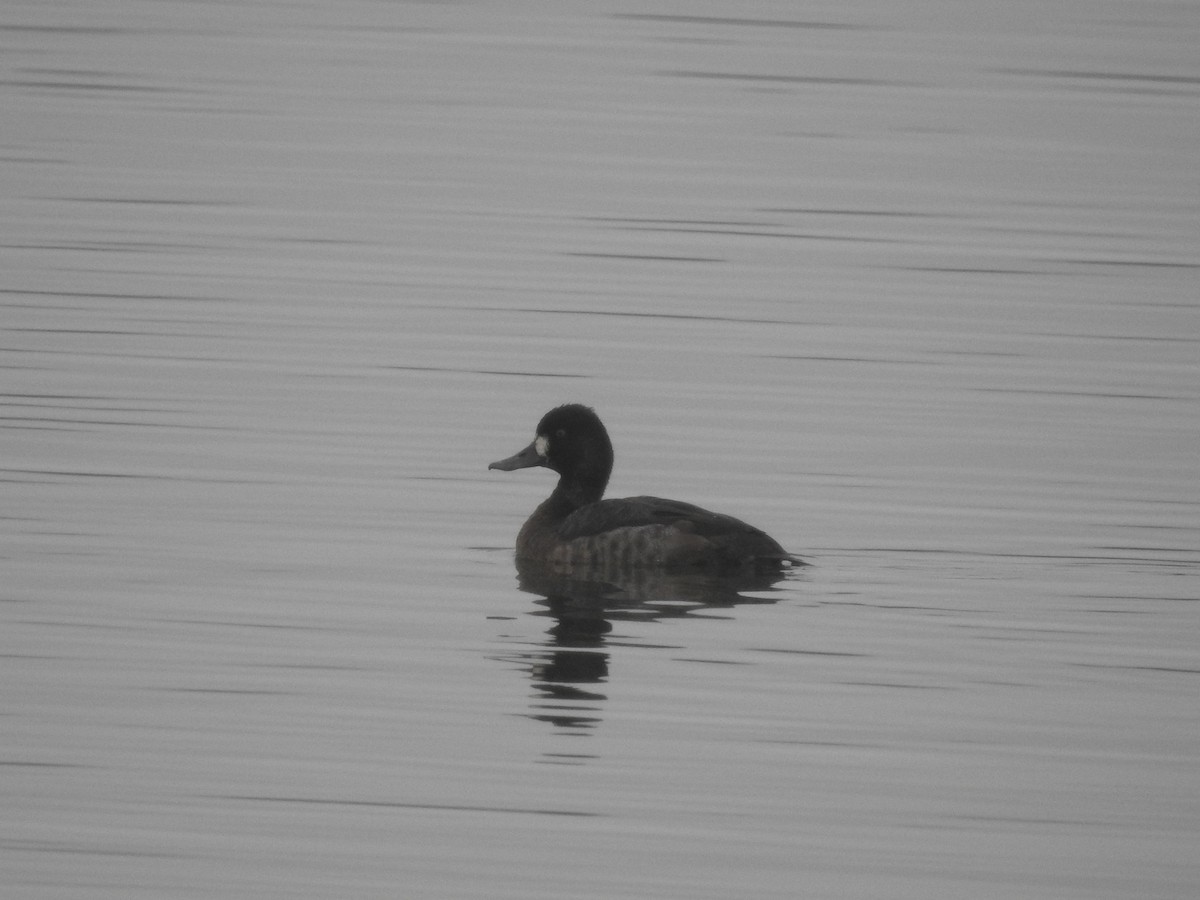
489, 404, 613, 503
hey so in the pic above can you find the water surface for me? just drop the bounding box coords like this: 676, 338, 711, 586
3, 2, 1198, 898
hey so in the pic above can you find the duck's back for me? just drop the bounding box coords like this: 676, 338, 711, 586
547, 495, 792, 572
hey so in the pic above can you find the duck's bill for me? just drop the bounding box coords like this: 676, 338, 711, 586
489, 440, 543, 471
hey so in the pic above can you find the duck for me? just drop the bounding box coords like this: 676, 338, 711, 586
489, 404, 799, 574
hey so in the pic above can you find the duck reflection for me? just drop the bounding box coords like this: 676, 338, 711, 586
512, 557, 797, 736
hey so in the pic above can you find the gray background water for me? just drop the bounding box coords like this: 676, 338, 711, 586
4, 1, 1198, 897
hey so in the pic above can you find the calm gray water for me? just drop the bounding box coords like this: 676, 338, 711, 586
3, 2, 1198, 897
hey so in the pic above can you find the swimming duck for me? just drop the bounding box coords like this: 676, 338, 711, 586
489, 404, 798, 573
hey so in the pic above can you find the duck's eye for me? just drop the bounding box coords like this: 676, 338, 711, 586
556, 428, 566, 439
